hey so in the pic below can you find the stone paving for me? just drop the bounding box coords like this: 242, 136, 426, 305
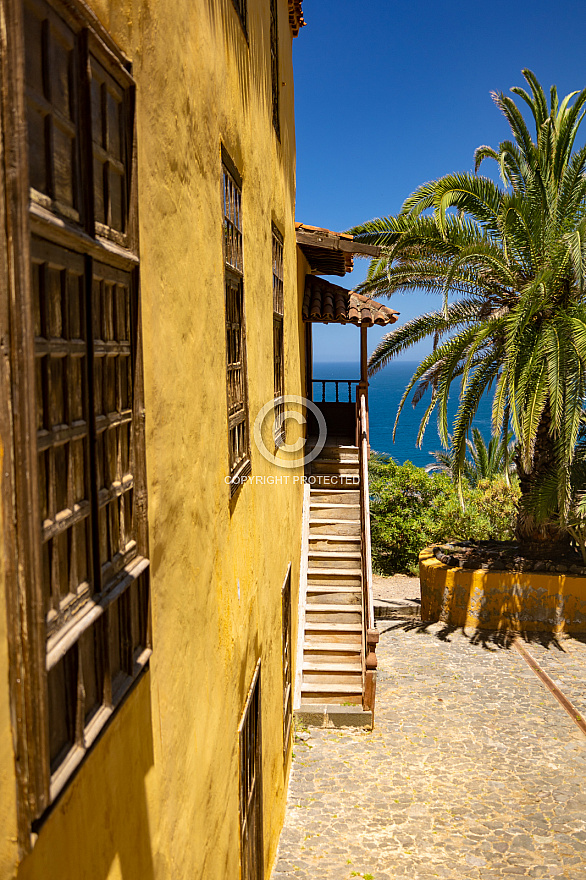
272, 622, 586, 879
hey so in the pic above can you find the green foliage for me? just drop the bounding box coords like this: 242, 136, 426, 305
350, 70, 586, 543
427, 428, 516, 486
369, 456, 520, 574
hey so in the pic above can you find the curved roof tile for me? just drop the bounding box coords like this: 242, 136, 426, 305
302, 275, 399, 327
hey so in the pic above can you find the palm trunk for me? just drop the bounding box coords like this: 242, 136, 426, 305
514, 408, 570, 557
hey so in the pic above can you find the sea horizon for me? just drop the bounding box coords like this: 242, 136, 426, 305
312, 360, 493, 468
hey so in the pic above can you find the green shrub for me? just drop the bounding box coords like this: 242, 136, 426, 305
368, 456, 520, 575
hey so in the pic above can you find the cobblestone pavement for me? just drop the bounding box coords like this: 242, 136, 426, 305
519, 634, 586, 722
272, 623, 586, 879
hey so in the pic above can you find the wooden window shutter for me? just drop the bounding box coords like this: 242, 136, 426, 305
3, 0, 151, 843
223, 157, 251, 491
239, 662, 264, 880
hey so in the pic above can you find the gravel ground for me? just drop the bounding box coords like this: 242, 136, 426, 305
272, 624, 586, 879
373, 574, 421, 605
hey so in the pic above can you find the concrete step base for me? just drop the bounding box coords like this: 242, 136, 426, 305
374, 599, 421, 620
295, 704, 373, 729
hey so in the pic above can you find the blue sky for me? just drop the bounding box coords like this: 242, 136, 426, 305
293, 0, 586, 362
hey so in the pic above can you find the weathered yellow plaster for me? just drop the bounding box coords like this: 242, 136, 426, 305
420, 547, 586, 633
0, 441, 19, 878
2, 0, 306, 877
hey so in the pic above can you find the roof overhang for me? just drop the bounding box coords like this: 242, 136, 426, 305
288, 0, 305, 36
296, 223, 381, 277
302, 275, 398, 327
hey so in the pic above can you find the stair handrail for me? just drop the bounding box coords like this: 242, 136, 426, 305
357, 383, 378, 719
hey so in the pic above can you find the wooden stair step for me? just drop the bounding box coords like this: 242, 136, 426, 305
309, 519, 360, 525
310, 506, 361, 521
309, 518, 360, 540
309, 550, 361, 559
307, 588, 361, 599
308, 568, 361, 577
307, 597, 361, 609
308, 561, 361, 572
309, 532, 360, 539
309, 472, 360, 480
305, 622, 362, 632
310, 489, 360, 499
312, 449, 359, 462
305, 604, 362, 613
301, 683, 363, 695
303, 662, 362, 673
306, 584, 361, 593
309, 541, 361, 553
304, 641, 362, 652
313, 457, 359, 465
310, 502, 360, 509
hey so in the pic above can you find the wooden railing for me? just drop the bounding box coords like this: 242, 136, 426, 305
312, 378, 360, 403
357, 383, 378, 718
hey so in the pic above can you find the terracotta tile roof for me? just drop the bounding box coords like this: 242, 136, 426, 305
296, 223, 381, 277
302, 275, 399, 327
288, 0, 305, 36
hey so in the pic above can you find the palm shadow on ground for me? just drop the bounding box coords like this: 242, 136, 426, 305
377, 618, 586, 652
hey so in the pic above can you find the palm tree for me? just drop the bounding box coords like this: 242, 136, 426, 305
426, 429, 516, 486
349, 70, 586, 556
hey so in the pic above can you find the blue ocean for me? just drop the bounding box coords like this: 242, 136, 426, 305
313, 361, 493, 468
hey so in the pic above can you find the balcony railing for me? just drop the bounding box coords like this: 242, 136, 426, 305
312, 378, 359, 403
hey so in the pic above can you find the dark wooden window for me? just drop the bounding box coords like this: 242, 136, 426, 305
6, 0, 150, 826
223, 160, 250, 489
282, 566, 292, 762
230, 0, 247, 33
239, 662, 264, 880
270, 0, 280, 138
272, 226, 285, 445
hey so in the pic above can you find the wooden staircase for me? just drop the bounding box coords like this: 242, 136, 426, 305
295, 394, 379, 726
302, 449, 364, 706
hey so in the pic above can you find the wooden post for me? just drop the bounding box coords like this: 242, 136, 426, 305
305, 321, 313, 400
360, 324, 368, 385
359, 324, 369, 455
363, 628, 379, 719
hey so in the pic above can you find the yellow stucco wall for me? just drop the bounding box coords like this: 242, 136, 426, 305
1, 1, 306, 877
420, 547, 586, 633
0, 444, 19, 879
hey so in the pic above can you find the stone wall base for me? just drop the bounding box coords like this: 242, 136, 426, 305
419, 547, 586, 633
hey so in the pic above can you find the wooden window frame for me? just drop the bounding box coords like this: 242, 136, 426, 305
272, 224, 285, 447
223, 153, 251, 493
1, 0, 150, 850
238, 660, 264, 880
269, 0, 280, 139
281, 564, 292, 763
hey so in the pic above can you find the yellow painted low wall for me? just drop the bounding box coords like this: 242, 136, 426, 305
419, 547, 586, 633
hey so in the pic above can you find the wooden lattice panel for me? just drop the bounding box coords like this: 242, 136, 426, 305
272, 226, 284, 442
223, 167, 243, 273
92, 262, 136, 586
24, 0, 80, 221
272, 226, 284, 316
223, 159, 249, 484
89, 54, 129, 237
270, 0, 280, 138
239, 663, 264, 880
32, 238, 92, 633
14, 0, 151, 820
